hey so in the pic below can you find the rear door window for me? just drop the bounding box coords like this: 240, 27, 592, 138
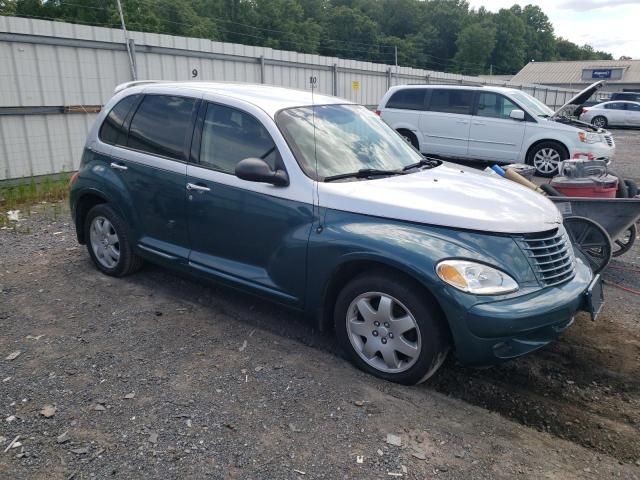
199, 103, 279, 174
428, 89, 474, 115
386, 89, 426, 110
99, 94, 139, 146
605, 102, 627, 110
128, 95, 196, 160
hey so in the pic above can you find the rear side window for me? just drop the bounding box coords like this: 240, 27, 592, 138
605, 103, 626, 110
128, 95, 196, 160
199, 103, 279, 174
99, 95, 139, 146
386, 89, 426, 110
429, 89, 474, 115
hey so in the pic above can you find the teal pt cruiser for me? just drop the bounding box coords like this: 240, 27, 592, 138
69, 81, 603, 384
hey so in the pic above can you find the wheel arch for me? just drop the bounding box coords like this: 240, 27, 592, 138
525, 138, 570, 164
73, 190, 109, 244
317, 258, 451, 341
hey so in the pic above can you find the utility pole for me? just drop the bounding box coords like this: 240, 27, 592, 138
116, 0, 137, 81
489, 64, 493, 76
394, 45, 398, 70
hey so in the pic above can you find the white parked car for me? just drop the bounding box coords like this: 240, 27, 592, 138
579, 101, 640, 128
377, 81, 615, 177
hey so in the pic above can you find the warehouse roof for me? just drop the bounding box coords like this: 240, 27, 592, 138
511, 60, 640, 85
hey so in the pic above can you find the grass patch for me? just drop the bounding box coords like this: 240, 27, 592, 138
0, 174, 71, 228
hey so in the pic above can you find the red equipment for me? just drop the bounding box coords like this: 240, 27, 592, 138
550, 160, 618, 198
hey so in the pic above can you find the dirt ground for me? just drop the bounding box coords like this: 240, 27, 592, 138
1, 130, 639, 479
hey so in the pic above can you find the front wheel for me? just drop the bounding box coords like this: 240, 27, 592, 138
334, 271, 449, 385
527, 141, 568, 177
591, 116, 608, 128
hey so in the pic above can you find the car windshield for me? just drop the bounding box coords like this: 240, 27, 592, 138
509, 91, 554, 118
276, 104, 425, 181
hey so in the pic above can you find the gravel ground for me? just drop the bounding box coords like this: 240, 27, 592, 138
1, 130, 639, 480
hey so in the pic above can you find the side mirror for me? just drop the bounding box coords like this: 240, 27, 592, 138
510, 109, 525, 121
235, 158, 289, 186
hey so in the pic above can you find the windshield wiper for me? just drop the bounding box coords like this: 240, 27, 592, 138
324, 168, 405, 182
402, 157, 442, 171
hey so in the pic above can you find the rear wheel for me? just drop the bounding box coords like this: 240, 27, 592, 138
334, 271, 449, 385
591, 116, 608, 128
397, 129, 419, 150
85, 204, 143, 277
527, 141, 568, 177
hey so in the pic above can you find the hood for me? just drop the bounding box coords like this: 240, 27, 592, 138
551, 80, 605, 119
317, 166, 562, 234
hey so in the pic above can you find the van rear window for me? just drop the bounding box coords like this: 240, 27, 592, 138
386, 89, 426, 110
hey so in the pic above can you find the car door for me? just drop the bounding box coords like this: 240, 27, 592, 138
604, 102, 626, 126
467, 92, 527, 162
108, 93, 198, 261
625, 102, 640, 126
185, 101, 313, 306
419, 88, 473, 157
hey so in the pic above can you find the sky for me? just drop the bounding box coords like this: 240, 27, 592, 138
467, 0, 639, 59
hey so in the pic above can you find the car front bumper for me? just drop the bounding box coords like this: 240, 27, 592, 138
448, 257, 593, 367
568, 138, 615, 163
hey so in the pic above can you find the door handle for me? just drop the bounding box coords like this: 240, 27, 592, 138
473, 121, 485, 125
110, 162, 128, 171
186, 182, 211, 192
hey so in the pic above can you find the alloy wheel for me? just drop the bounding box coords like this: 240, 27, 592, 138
533, 148, 561, 175
592, 117, 606, 128
89, 216, 121, 269
346, 292, 421, 373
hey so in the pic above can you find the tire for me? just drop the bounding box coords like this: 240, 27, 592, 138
334, 271, 449, 385
608, 170, 629, 198
624, 179, 638, 198
397, 129, 419, 150
564, 216, 612, 274
612, 223, 637, 258
591, 116, 608, 128
84, 203, 143, 277
527, 141, 568, 178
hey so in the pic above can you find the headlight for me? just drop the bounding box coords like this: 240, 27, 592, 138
436, 260, 519, 295
578, 131, 601, 144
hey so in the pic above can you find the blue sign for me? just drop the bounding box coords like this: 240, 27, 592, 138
592, 69, 612, 79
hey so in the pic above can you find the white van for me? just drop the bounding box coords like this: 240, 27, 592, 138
377, 82, 615, 176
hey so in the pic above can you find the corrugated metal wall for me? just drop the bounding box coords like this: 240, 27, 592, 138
0, 16, 590, 181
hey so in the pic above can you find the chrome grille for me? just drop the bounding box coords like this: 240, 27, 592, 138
517, 227, 576, 287
604, 134, 613, 147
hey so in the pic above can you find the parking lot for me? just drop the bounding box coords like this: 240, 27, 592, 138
1, 130, 639, 479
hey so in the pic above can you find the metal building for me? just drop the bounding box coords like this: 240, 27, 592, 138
511, 60, 640, 94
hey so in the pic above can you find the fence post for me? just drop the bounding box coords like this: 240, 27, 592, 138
387, 67, 392, 90
544, 88, 549, 105
332, 63, 338, 96
128, 39, 137, 80
425, 74, 430, 84
259, 55, 265, 84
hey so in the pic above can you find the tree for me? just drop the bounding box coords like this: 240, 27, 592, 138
490, 8, 526, 74
453, 22, 496, 75
520, 4, 556, 62
321, 5, 381, 62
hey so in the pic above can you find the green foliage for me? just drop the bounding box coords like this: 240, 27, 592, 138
4, 0, 615, 75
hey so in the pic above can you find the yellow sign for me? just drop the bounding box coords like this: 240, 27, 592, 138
352, 80, 360, 91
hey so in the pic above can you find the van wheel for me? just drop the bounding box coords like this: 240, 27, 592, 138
591, 116, 607, 128
527, 141, 568, 177
334, 271, 449, 385
397, 129, 419, 150
85, 204, 142, 277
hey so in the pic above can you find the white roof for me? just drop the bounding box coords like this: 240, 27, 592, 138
116, 81, 349, 117
388, 84, 523, 95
